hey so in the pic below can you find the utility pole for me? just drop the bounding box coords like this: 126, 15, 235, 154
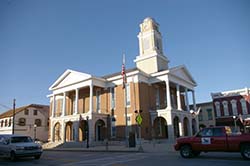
12, 99, 16, 135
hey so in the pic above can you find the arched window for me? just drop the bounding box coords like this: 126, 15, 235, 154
240, 99, 248, 115
222, 101, 229, 116
0, 120, 3, 127
8, 118, 12, 127
215, 102, 221, 117
5, 119, 8, 127
18, 118, 26, 126
35, 119, 42, 127
231, 100, 237, 115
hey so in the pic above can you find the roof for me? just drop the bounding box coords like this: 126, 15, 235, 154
102, 67, 139, 79
0, 104, 49, 119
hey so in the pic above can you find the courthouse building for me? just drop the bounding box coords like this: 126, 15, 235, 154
48, 17, 198, 145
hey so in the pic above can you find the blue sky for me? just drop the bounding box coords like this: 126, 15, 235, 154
0, 0, 249, 113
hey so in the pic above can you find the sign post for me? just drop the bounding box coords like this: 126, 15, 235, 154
135, 110, 143, 152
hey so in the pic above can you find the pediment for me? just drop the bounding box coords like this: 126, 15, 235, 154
49, 69, 91, 90
170, 65, 197, 85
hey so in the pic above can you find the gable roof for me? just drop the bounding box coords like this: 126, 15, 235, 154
169, 65, 197, 86
49, 69, 92, 90
0, 104, 49, 119
102, 67, 139, 79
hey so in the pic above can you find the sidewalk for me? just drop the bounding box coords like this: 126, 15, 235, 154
44, 141, 176, 153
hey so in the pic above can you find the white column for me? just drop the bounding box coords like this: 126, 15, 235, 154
52, 95, 56, 117
74, 89, 79, 115
62, 92, 66, 117
62, 121, 66, 143
89, 83, 93, 113
176, 84, 182, 110
192, 90, 197, 111
185, 88, 190, 112
50, 121, 54, 142
165, 80, 171, 109
178, 121, 183, 137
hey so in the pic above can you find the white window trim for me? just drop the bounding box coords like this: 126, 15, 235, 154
125, 83, 131, 107
240, 99, 248, 115
222, 101, 229, 116
110, 87, 116, 109
215, 102, 221, 117
96, 89, 101, 113
230, 100, 238, 116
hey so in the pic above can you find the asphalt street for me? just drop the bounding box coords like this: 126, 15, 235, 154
0, 151, 249, 166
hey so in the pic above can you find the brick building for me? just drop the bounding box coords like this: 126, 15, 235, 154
211, 87, 250, 132
48, 17, 198, 145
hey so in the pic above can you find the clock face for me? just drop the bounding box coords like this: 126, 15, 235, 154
143, 24, 149, 31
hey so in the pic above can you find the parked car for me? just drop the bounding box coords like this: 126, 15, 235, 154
0, 134, 43, 161
174, 126, 250, 160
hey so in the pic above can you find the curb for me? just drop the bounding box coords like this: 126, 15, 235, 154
44, 148, 141, 153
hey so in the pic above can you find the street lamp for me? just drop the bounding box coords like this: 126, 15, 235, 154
34, 124, 37, 140
86, 116, 89, 148
12, 99, 16, 135
233, 116, 237, 132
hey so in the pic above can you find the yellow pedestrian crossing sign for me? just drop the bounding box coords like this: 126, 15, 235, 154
136, 114, 142, 125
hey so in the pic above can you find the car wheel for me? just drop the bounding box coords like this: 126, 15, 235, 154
34, 155, 41, 159
241, 144, 250, 160
180, 145, 193, 158
10, 151, 16, 161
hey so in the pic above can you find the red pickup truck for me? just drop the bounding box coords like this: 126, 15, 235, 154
174, 126, 250, 160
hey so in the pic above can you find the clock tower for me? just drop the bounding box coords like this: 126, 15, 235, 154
134, 17, 169, 74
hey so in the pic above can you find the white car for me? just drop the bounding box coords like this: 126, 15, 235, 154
0, 134, 43, 161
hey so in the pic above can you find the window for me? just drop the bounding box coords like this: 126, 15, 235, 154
125, 84, 131, 107
18, 118, 26, 126
0, 120, 3, 127
110, 87, 116, 109
33, 110, 38, 116
156, 87, 160, 108
96, 90, 101, 113
35, 119, 42, 127
231, 100, 238, 116
215, 102, 221, 117
24, 109, 29, 115
201, 128, 213, 137
213, 128, 225, 136
222, 101, 229, 116
8, 118, 11, 127
207, 109, 213, 120
198, 109, 203, 121
5, 119, 8, 127
240, 99, 248, 115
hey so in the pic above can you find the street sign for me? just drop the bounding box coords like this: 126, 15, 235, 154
136, 114, 142, 125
